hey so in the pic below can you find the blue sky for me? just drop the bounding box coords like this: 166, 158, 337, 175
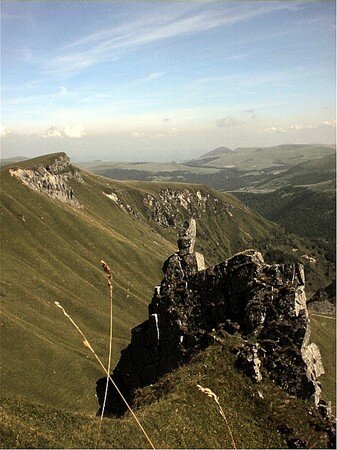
1, 1, 336, 161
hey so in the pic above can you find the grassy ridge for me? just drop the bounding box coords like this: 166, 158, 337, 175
0, 154, 333, 416
0, 337, 332, 449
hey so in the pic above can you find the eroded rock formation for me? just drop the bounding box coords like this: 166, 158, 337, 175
9, 154, 83, 207
143, 188, 234, 227
97, 220, 325, 416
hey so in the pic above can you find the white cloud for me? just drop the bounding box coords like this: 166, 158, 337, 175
0, 124, 11, 137
131, 131, 146, 138
289, 124, 304, 130
43, 126, 63, 138
216, 117, 244, 127
42, 125, 86, 139
63, 125, 86, 138
264, 120, 336, 133
263, 126, 286, 133
320, 120, 336, 127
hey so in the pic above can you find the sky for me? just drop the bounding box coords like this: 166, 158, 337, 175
1, 0, 336, 162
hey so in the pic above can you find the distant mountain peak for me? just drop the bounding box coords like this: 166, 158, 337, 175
201, 147, 232, 158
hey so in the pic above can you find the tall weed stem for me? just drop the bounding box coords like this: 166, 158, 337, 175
54, 301, 155, 449
95, 260, 114, 448
197, 384, 237, 449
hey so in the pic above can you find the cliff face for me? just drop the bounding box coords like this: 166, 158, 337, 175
97, 219, 325, 417
9, 154, 83, 207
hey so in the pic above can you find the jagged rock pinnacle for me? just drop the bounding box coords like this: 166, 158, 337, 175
97, 228, 324, 418
178, 218, 196, 255
162, 219, 205, 277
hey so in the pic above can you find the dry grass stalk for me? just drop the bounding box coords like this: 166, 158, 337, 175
54, 301, 156, 449
197, 384, 237, 450
95, 260, 114, 449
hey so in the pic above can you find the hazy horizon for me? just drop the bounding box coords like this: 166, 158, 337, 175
1, 1, 336, 162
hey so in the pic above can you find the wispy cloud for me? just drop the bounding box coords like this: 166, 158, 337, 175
216, 116, 245, 127
228, 53, 249, 61
192, 68, 302, 91
43, 2, 297, 76
119, 72, 166, 91
5, 86, 70, 106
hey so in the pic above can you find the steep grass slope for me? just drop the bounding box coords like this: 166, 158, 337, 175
0, 336, 333, 449
0, 153, 333, 415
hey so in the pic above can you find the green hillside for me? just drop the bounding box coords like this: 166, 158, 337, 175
0, 334, 334, 449
0, 152, 333, 417
250, 153, 336, 192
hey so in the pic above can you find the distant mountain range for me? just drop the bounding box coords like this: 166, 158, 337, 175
78, 143, 336, 191
185, 144, 335, 170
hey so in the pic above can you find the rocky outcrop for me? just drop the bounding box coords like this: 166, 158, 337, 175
97, 220, 325, 416
9, 154, 83, 207
307, 280, 336, 314
102, 189, 141, 219
143, 188, 234, 227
